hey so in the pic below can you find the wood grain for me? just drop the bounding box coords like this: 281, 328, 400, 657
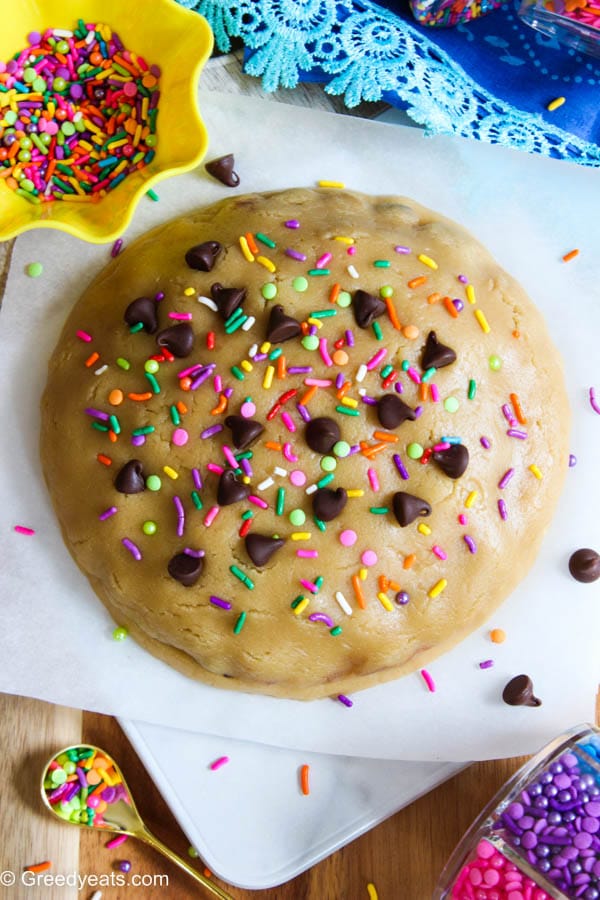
0, 694, 81, 900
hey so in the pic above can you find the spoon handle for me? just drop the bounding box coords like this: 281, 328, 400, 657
138, 827, 235, 899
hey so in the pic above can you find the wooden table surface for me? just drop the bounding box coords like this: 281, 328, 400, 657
0, 52, 596, 900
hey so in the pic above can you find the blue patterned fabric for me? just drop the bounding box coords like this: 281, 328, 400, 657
180, 0, 600, 166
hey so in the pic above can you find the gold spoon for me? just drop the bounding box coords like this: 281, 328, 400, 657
41, 743, 234, 899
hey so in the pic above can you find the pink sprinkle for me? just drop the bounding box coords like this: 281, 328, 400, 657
222, 445, 238, 468
498, 498, 508, 521
304, 378, 331, 387
480, 436, 491, 449
590, 387, 600, 415
203, 506, 220, 527
432, 545, 447, 560
433, 442, 450, 452
361, 549, 377, 566
290, 469, 306, 486
207, 463, 224, 474
367, 468, 379, 491
213, 374, 222, 393
319, 338, 332, 367
106, 834, 128, 849
76, 329, 92, 342
406, 366, 421, 385
210, 756, 230, 771
168, 312, 192, 321
502, 403, 517, 426
248, 495, 268, 509
300, 578, 319, 594
14, 525, 35, 535
366, 348, 387, 371
281, 411, 296, 432
347, 245, 356, 256
172, 428, 188, 447
430, 383, 440, 402
283, 443, 299, 462
458, 513, 468, 526
340, 529, 357, 547
395, 245, 411, 254
316, 252, 332, 268
297, 549, 318, 558
420, 669, 436, 693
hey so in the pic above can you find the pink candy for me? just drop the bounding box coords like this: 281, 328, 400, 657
450, 840, 552, 900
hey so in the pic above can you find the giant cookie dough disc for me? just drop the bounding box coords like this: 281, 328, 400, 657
40, 188, 570, 699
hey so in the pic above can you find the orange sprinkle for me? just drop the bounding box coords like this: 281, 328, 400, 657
336, 381, 352, 399
512, 329, 521, 339
203, 867, 213, 879
372, 430, 398, 443
384, 296, 402, 330
403, 553, 416, 570
277, 354, 287, 379
403, 324, 420, 341
300, 384, 318, 405
300, 764, 310, 796
108, 430, 117, 443
562, 248, 579, 262
97, 454, 112, 466
180, 376, 192, 391
361, 442, 388, 458
329, 282, 341, 304
25, 862, 52, 874
265, 441, 282, 451
443, 296, 459, 318
332, 349, 349, 366
407, 275, 427, 290
245, 232, 259, 254
127, 392, 153, 401
378, 575, 389, 592
176, 401, 188, 415
211, 395, 228, 415
419, 382, 429, 402
388, 580, 401, 591
490, 628, 506, 644
509, 392, 527, 425
85, 351, 99, 368
351, 574, 366, 609
427, 292, 442, 304
108, 389, 123, 406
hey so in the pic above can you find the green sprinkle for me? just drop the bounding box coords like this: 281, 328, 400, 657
292, 276, 308, 292
191, 491, 203, 510
317, 472, 335, 488
25, 262, 44, 278
170, 405, 180, 425
421, 366, 437, 383
314, 575, 324, 590
337, 291, 352, 308
380, 364, 393, 379
146, 189, 159, 201
468, 379, 477, 400
231, 366, 245, 381
309, 309, 337, 318
335, 405, 360, 416
291, 595, 305, 609
314, 517, 326, 532
268, 347, 283, 360
489, 355, 502, 371
301, 335, 319, 351
372, 321, 383, 341
142, 521, 157, 536
307, 268, 330, 276
146, 475, 162, 491
108, 415, 120, 434
380, 285, 393, 298
144, 359, 159, 374
373, 259, 391, 268
320, 455, 336, 472
444, 396, 460, 413
235, 451, 254, 460
255, 232, 276, 249
407, 442, 424, 460
129, 322, 144, 334
233, 611, 247, 634
113, 626, 128, 641
225, 315, 248, 334
333, 440, 350, 458
132, 425, 155, 436
276, 486, 285, 516
330, 626, 342, 636
289, 508, 306, 526
116, 358, 130, 370
401, 359, 410, 371
370, 506, 389, 514
230, 565, 254, 589
145, 372, 160, 394
262, 283, 277, 300
241, 510, 254, 520
91, 422, 108, 432
224, 307, 245, 328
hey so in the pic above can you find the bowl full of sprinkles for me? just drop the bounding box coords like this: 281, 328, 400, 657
0, 0, 213, 243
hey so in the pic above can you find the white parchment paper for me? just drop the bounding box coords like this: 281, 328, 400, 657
0, 91, 598, 761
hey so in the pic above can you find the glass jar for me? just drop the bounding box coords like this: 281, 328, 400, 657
516, 0, 600, 59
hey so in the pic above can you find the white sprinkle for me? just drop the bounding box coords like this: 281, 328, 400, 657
355, 364, 368, 383
248, 343, 258, 358
358, 388, 366, 396
273, 466, 287, 477
85, 29, 95, 43
94, 365, 108, 376
335, 591, 353, 616
305, 484, 318, 495
197, 295, 218, 311
347, 265, 359, 279
90, 892, 103, 900
241, 315, 255, 331
52, 28, 74, 36
258, 477, 274, 491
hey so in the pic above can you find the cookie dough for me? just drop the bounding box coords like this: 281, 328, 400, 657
40, 188, 570, 699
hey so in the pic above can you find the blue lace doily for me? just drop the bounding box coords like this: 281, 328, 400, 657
178, 0, 600, 167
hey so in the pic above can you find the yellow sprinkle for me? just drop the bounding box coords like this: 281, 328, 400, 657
108, 138, 128, 150
428, 578, 447, 599
465, 490, 478, 509
529, 464, 543, 480
240, 359, 253, 373
183, 287, 195, 297
417, 523, 432, 535
377, 592, 394, 611
263, 365, 275, 389
97, 768, 114, 786
241, 475, 251, 484
318, 180, 345, 189
334, 236, 355, 245
347, 489, 364, 498
260, 341, 271, 354
359, 567, 368, 581
163, 466, 179, 480
256, 255, 276, 273
367, 884, 379, 900
307, 317, 323, 329
418, 253, 438, 270
466, 284, 476, 305
291, 532, 312, 541
293, 597, 310, 616
474, 309, 490, 334
84, 119, 102, 135
341, 396, 358, 409
239, 235, 255, 263
547, 96, 565, 112
133, 124, 142, 147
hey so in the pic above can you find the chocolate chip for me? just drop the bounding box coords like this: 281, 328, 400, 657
185, 241, 222, 272
210, 283, 246, 320
432, 444, 469, 479
305, 417, 340, 454
377, 394, 416, 430
392, 492, 432, 527
124, 297, 158, 334
245, 534, 285, 567
156, 323, 194, 358
114, 460, 145, 494
265, 304, 302, 343
168, 552, 204, 587
353, 289, 387, 329
225, 415, 265, 450
217, 469, 250, 506
312, 487, 347, 522
568, 548, 600, 583
502, 674, 542, 707
421, 331, 457, 370
205, 154, 240, 187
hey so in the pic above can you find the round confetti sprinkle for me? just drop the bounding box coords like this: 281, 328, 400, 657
292, 276, 308, 292
332, 349, 349, 365
146, 475, 162, 491
240, 400, 256, 417
108, 389, 124, 406
301, 334, 319, 351
261, 283, 277, 300
144, 359, 160, 374
489, 354, 502, 371
320, 456, 337, 472
26, 262, 43, 278
337, 290, 352, 308
444, 396, 459, 413
402, 324, 419, 340
339, 529, 357, 547
380, 285, 393, 298
407, 442, 424, 460
490, 628, 506, 643
142, 521, 157, 535
171, 428, 189, 446
290, 470, 307, 486
113, 626, 128, 641
361, 549, 378, 566
289, 508, 306, 526
333, 440, 351, 458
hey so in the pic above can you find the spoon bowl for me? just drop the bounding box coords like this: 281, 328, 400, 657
41, 744, 234, 899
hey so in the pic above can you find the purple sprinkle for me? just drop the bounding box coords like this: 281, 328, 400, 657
309, 612, 334, 627
393, 453, 410, 480
507, 428, 528, 440
464, 535, 477, 554
184, 548, 205, 557
479, 659, 494, 669
223, 387, 234, 399
498, 468, 515, 489
480, 436, 491, 449
458, 274, 468, 284
85, 407, 110, 421
240, 457, 253, 477
285, 248, 307, 261
296, 403, 311, 423
394, 381, 404, 394
394, 245, 411, 254
173, 496, 185, 536
498, 499, 508, 521
414, 405, 423, 419
569, 454, 577, 468
502, 403, 517, 425
99, 506, 118, 521
337, 694, 353, 708
287, 366, 312, 374
285, 219, 300, 229
360, 395, 377, 406
190, 368, 214, 390
452, 299, 464, 312
335, 372, 345, 389
210, 595, 232, 610
63, 781, 80, 802
111, 238, 123, 258
122, 538, 142, 560
48, 782, 70, 803
192, 467, 203, 490
201, 424, 224, 439
179, 362, 211, 379
345, 329, 354, 348
309, 325, 318, 336
131, 434, 145, 447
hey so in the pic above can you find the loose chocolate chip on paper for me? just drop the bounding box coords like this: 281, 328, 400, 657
568, 548, 600, 583
502, 674, 542, 707
205, 154, 240, 187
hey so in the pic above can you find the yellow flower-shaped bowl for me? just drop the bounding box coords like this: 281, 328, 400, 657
0, 0, 212, 243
